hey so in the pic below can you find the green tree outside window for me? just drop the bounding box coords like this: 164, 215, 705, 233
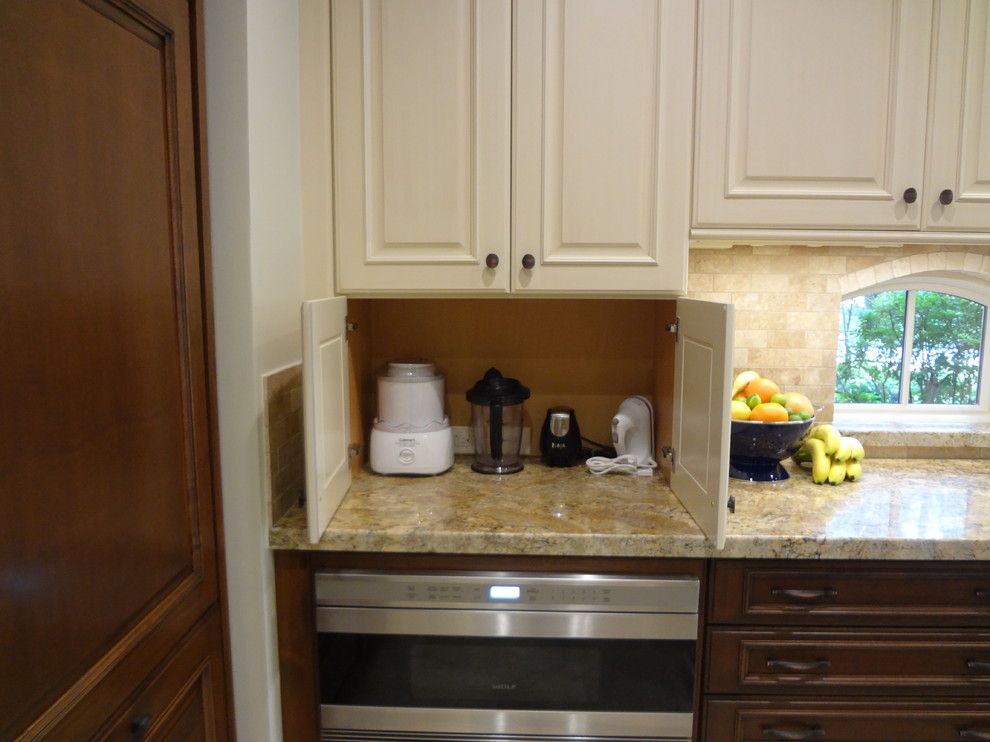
836, 290, 986, 406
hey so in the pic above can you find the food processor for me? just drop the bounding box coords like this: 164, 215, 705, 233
369, 362, 453, 475
466, 367, 531, 474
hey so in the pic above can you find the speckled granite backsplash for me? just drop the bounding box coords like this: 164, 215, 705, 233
264, 364, 304, 523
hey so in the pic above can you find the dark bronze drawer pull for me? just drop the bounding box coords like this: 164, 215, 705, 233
976, 589, 990, 599
762, 724, 825, 740
967, 659, 990, 674
960, 729, 990, 740
767, 658, 831, 673
771, 587, 837, 603
130, 714, 151, 742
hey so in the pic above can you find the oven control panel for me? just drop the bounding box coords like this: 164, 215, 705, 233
403, 582, 615, 605
315, 571, 699, 614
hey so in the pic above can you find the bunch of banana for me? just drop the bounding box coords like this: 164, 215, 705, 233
793, 424, 865, 485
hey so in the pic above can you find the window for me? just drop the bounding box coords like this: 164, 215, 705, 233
836, 277, 990, 419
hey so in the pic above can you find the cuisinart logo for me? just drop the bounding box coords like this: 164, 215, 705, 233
491, 682, 518, 691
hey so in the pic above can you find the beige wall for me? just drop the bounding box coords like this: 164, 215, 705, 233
688, 244, 990, 415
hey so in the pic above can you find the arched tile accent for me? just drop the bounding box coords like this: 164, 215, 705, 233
840, 251, 990, 295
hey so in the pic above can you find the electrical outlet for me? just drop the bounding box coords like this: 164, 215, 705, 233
451, 425, 532, 455
451, 425, 473, 454
520, 427, 532, 455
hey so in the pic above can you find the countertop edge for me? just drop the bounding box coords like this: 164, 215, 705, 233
269, 535, 990, 560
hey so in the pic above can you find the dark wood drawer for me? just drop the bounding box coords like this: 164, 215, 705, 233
711, 561, 990, 627
98, 609, 228, 741
704, 699, 990, 741
707, 629, 990, 696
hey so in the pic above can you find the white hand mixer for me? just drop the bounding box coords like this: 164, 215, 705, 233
586, 396, 658, 476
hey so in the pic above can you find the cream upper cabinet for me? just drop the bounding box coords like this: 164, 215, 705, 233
925, 0, 990, 232
331, 0, 694, 296
512, 0, 694, 294
694, 0, 934, 232
332, 0, 511, 295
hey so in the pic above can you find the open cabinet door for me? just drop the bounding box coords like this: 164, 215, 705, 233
670, 298, 734, 549
302, 297, 351, 544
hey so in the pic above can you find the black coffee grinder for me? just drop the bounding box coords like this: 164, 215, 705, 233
539, 407, 583, 467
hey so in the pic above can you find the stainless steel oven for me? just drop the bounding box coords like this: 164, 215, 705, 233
315, 571, 699, 742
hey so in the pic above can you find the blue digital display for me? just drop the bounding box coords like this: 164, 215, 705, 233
489, 585, 521, 600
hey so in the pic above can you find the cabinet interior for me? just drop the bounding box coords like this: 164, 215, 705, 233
346, 298, 677, 474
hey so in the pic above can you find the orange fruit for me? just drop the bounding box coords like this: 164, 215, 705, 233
749, 402, 789, 423
743, 377, 781, 403
783, 392, 815, 417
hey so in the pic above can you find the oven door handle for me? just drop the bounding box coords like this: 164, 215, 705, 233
316, 606, 698, 641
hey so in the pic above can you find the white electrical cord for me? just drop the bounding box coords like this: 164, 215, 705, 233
586, 454, 658, 477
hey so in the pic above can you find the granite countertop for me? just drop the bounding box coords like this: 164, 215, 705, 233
724, 458, 990, 560
270, 458, 709, 557
270, 457, 990, 560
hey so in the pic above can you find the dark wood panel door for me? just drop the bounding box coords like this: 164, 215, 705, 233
0, 0, 224, 737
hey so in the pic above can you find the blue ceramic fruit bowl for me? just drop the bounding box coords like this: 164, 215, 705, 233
729, 418, 815, 482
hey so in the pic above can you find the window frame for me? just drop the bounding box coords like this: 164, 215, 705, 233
836, 274, 990, 423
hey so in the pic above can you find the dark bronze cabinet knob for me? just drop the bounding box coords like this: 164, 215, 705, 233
903, 187, 917, 204
940, 188, 954, 205
521, 254, 535, 270
130, 714, 151, 742
485, 253, 499, 269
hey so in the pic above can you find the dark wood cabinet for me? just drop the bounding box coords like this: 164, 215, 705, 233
710, 561, 990, 627
0, 0, 229, 737
704, 699, 990, 742
100, 609, 228, 742
707, 628, 990, 696
704, 560, 990, 741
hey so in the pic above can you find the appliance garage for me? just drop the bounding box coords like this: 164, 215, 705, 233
315, 571, 700, 742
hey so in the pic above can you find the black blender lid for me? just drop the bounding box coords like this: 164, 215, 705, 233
466, 367, 530, 405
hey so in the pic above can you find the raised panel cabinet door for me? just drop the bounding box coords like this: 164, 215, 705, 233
302, 298, 351, 544
924, 0, 990, 231
694, 0, 933, 230
512, 0, 693, 294
0, 0, 224, 737
670, 299, 734, 549
332, 0, 511, 295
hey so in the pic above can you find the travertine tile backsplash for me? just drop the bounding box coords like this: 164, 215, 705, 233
688, 244, 990, 415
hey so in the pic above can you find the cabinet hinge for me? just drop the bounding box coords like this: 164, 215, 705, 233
665, 318, 679, 341
727, 495, 736, 514
345, 319, 359, 334
660, 446, 675, 472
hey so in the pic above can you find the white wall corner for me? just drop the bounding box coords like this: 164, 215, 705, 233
205, 0, 312, 738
